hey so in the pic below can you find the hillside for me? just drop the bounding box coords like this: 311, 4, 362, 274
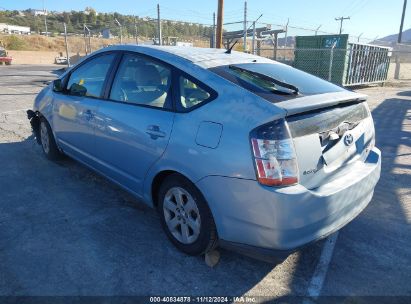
0, 33, 209, 54
378, 28, 411, 44
0, 8, 212, 39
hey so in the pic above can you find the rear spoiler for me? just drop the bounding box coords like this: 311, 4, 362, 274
275, 91, 368, 117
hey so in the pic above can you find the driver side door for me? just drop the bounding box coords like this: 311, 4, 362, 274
52, 52, 118, 164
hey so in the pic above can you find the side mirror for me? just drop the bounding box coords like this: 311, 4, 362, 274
69, 83, 87, 97
53, 79, 63, 92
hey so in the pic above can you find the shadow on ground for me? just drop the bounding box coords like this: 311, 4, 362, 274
0, 133, 323, 296
317, 93, 411, 296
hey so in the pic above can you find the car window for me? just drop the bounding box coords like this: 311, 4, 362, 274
227, 63, 345, 95
210, 63, 345, 103
67, 53, 116, 98
179, 76, 211, 109
110, 54, 172, 109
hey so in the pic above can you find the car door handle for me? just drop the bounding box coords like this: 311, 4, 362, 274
146, 125, 166, 139
84, 109, 93, 121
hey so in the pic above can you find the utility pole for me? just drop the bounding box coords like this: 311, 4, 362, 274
157, 4, 162, 45
63, 23, 70, 67
216, 0, 224, 48
398, 0, 407, 43
115, 19, 122, 44
212, 12, 216, 48
335, 16, 350, 35
243, 1, 247, 51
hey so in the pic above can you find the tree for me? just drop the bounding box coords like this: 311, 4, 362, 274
87, 11, 97, 25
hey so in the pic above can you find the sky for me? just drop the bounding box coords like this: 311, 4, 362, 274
0, 0, 409, 42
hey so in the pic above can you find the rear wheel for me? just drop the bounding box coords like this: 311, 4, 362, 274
158, 174, 217, 255
39, 117, 61, 161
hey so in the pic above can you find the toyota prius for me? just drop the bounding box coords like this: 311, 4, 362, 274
28, 45, 381, 262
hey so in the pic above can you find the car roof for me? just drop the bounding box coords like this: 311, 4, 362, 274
100, 45, 275, 69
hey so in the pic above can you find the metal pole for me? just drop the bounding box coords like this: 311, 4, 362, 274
63, 22, 70, 67
88, 31, 92, 53
43, 0, 48, 36
328, 42, 337, 82
243, 1, 247, 51
273, 33, 278, 60
115, 19, 122, 44
394, 54, 401, 79
252, 21, 256, 54
284, 18, 289, 47
84, 24, 91, 54
357, 33, 363, 43
213, 12, 216, 48
315, 25, 322, 36
398, 0, 407, 43
157, 4, 162, 45
83, 24, 88, 55
134, 18, 138, 44
216, 0, 224, 48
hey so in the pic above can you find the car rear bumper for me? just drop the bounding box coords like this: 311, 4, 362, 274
0, 57, 12, 62
196, 147, 381, 260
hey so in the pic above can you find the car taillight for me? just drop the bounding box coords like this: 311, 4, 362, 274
250, 119, 299, 187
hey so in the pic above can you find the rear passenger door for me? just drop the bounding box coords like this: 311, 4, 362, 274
94, 52, 175, 195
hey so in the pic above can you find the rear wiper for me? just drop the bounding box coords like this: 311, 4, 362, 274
229, 65, 299, 95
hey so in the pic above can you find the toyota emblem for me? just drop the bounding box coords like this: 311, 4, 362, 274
344, 133, 354, 146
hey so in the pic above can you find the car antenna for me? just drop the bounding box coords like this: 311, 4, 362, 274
225, 39, 239, 54
225, 14, 263, 54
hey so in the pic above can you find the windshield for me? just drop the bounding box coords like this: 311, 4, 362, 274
210, 63, 345, 103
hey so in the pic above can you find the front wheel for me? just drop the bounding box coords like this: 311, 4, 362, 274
39, 117, 61, 161
158, 174, 218, 256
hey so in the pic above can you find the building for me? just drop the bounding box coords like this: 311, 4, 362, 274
29, 9, 48, 16
102, 28, 113, 39
0, 23, 31, 35
84, 9, 98, 16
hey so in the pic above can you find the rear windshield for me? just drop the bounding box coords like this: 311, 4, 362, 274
210, 63, 345, 103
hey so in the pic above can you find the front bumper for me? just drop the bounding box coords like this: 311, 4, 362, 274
196, 147, 381, 261
27, 110, 41, 144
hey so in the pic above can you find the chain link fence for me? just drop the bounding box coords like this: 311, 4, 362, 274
255, 44, 411, 84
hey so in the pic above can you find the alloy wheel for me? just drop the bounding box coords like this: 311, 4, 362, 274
163, 187, 201, 244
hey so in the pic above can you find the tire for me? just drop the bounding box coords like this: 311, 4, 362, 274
39, 117, 61, 161
158, 174, 218, 256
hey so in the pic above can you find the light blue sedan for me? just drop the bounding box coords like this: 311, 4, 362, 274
28, 45, 381, 262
